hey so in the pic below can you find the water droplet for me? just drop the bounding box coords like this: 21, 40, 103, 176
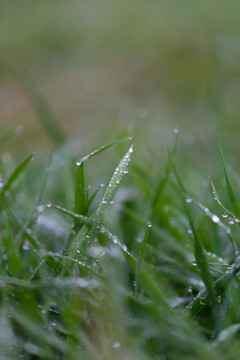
219, 257, 223, 263
129, 145, 134, 153
51, 322, 56, 327
222, 213, 228, 218
76, 249, 80, 254
186, 197, 192, 204
187, 229, 193, 235
102, 200, 107, 204
112, 236, 118, 244
147, 221, 152, 228
188, 286, 192, 293
192, 259, 197, 267
100, 183, 105, 187
37, 205, 45, 213
211, 215, 220, 224
229, 219, 235, 225
124, 169, 129, 174
122, 245, 127, 251
128, 136, 133, 140
112, 341, 121, 349
110, 200, 114, 204
76, 159, 82, 166
46, 202, 52, 208
174, 128, 179, 134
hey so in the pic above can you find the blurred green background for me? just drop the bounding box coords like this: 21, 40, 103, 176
1, 0, 240, 163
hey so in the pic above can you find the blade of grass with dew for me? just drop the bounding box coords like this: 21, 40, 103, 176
88, 144, 133, 242
134, 134, 179, 294
219, 134, 240, 218
51, 203, 172, 312
103, 227, 173, 313
135, 226, 150, 294
2, 218, 21, 276
209, 177, 235, 219
191, 198, 237, 255
0, 152, 35, 196
173, 164, 218, 330
64, 137, 132, 252
152, 131, 179, 213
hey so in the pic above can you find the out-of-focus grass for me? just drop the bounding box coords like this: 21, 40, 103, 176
1, 3, 240, 358
1, 124, 240, 359
1, 0, 240, 158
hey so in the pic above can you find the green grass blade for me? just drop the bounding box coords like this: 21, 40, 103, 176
77, 137, 133, 164
219, 135, 240, 218
75, 161, 85, 215
173, 164, 218, 326
209, 177, 236, 219
1, 152, 35, 195
135, 226, 150, 294
104, 228, 172, 313
96, 145, 133, 218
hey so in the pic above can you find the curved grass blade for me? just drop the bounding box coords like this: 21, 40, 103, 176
219, 135, 240, 218
173, 164, 218, 329
209, 177, 236, 218
104, 228, 173, 314
75, 161, 85, 216
0, 152, 35, 195
76, 137, 133, 165
135, 227, 150, 294
96, 145, 133, 218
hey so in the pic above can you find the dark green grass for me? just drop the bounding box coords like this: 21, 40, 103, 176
1, 127, 240, 360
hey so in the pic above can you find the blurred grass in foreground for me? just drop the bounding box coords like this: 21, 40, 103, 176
1, 122, 240, 359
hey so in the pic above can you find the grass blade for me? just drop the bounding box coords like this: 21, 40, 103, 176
96, 145, 133, 218
135, 226, 150, 294
1, 152, 35, 195
173, 164, 218, 328
219, 135, 240, 218
75, 162, 85, 216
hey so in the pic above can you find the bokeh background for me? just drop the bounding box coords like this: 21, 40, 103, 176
1, 0, 240, 166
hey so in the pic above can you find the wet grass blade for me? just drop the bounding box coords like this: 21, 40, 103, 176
219, 135, 240, 218
75, 161, 85, 216
135, 227, 150, 294
76, 137, 133, 165
104, 228, 172, 313
173, 164, 218, 328
96, 145, 133, 218
0, 153, 35, 195
209, 177, 235, 219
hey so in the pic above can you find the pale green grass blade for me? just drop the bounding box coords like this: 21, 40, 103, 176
209, 177, 236, 219
1, 152, 35, 195
76, 137, 132, 165
75, 162, 85, 215
219, 135, 240, 218
173, 164, 218, 327
96, 145, 133, 218
104, 228, 173, 314
135, 227, 150, 294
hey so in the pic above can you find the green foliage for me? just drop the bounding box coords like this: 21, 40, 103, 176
1, 128, 240, 360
